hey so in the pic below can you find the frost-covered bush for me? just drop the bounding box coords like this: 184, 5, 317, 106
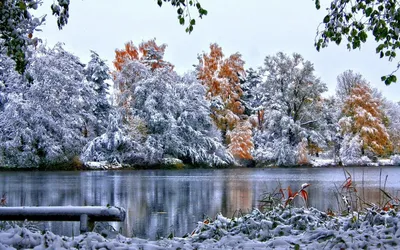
81, 115, 162, 166
359, 155, 372, 165
391, 155, 400, 166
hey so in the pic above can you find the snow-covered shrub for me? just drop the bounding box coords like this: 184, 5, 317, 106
391, 155, 400, 166
81, 115, 162, 166
339, 134, 363, 165
81, 115, 133, 164
359, 156, 372, 165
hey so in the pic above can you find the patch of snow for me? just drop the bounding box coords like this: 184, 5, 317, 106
310, 158, 335, 167
160, 157, 183, 166
84, 161, 122, 170
390, 155, 400, 166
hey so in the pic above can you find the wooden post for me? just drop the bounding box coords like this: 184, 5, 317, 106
80, 214, 88, 233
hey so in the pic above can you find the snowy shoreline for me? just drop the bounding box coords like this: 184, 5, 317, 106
0, 160, 399, 171
80, 157, 400, 170
310, 157, 399, 168
0, 206, 399, 249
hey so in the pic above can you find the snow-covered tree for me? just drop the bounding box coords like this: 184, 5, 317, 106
101, 45, 233, 167
85, 50, 112, 136
113, 39, 173, 124
336, 70, 368, 101
339, 83, 392, 164
0, 44, 98, 168
253, 52, 327, 166
130, 68, 233, 166
381, 100, 400, 154
319, 96, 341, 161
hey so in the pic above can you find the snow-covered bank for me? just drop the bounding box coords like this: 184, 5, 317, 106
81, 154, 400, 170
1, 206, 400, 249
83, 161, 123, 170
310, 156, 400, 167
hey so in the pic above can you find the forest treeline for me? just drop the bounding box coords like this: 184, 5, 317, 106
0, 39, 399, 169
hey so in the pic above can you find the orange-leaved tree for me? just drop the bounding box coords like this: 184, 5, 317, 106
227, 120, 254, 160
339, 83, 392, 156
197, 43, 253, 160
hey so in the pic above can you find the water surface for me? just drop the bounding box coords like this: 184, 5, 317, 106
0, 167, 399, 239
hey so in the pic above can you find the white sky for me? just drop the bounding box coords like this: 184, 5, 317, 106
33, 0, 400, 102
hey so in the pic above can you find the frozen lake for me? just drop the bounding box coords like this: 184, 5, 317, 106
0, 167, 399, 239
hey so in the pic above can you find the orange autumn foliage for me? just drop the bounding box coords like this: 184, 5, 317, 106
227, 120, 254, 160
297, 139, 309, 165
113, 39, 173, 72
340, 83, 392, 156
197, 43, 245, 131
198, 44, 253, 160
307, 141, 323, 156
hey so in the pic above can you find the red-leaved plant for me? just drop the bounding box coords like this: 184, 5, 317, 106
280, 183, 311, 208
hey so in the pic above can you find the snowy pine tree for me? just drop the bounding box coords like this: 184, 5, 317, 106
85, 51, 112, 136
240, 68, 263, 116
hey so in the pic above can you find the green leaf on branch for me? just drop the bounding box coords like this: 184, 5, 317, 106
315, 0, 321, 9
323, 15, 330, 23
385, 75, 397, 85
18, 2, 27, 10
366, 7, 373, 17
359, 31, 367, 42
376, 44, 385, 53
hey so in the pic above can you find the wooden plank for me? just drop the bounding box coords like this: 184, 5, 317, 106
0, 206, 126, 222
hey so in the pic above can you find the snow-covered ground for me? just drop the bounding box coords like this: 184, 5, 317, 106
311, 156, 400, 167
1, 206, 399, 249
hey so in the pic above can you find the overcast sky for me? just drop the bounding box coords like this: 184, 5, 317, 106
33, 0, 399, 102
